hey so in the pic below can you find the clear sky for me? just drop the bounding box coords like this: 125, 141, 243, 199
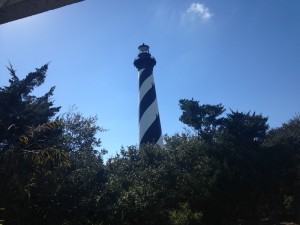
1, 0, 300, 157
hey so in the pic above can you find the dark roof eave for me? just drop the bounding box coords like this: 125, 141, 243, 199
0, 0, 84, 25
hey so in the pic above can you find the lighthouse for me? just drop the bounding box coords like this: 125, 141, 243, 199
134, 44, 163, 147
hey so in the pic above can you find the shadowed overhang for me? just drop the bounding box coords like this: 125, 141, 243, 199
0, 0, 84, 25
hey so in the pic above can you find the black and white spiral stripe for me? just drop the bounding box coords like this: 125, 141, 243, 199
138, 67, 163, 147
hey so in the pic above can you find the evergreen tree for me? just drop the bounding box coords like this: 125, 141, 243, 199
0, 64, 106, 225
179, 99, 225, 142
0, 64, 63, 224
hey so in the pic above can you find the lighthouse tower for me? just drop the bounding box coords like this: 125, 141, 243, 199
134, 44, 163, 147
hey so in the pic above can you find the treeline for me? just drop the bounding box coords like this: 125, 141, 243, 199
0, 65, 299, 225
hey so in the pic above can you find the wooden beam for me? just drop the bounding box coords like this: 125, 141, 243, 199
0, 0, 83, 25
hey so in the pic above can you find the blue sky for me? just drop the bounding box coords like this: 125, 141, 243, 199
1, 0, 300, 156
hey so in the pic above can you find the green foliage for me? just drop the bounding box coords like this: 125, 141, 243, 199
169, 203, 203, 225
265, 115, 300, 148
0, 64, 60, 150
94, 99, 299, 225
105, 145, 169, 225
223, 110, 269, 145
0, 64, 65, 224
263, 115, 300, 221
177, 99, 299, 224
1, 65, 299, 225
0, 64, 106, 225
179, 99, 225, 141
104, 136, 216, 225
61, 107, 105, 153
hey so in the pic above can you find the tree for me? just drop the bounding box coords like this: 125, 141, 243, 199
0, 64, 64, 224
54, 109, 107, 225
0, 64, 60, 151
179, 99, 225, 142
264, 115, 300, 223
168, 203, 203, 225
104, 135, 214, 225
0, 64, 107, 225
222, 110, 269, 146
105, 145, 169, 225
210, 111, 269, 224
60, 107, 105, 153
178, 99, 271, 224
